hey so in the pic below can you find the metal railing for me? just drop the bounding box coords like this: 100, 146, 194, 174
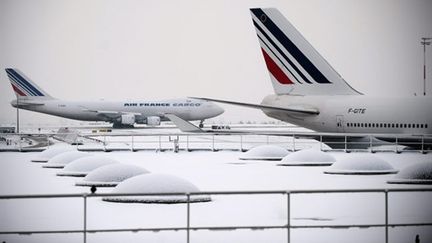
1, 132, 432, 153
1, 188, 431, 243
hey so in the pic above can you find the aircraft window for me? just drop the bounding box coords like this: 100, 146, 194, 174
404, 124, 407, 128
380, 124, 383, 128
360, 123, 363, 127
384, 124, 387, 128
421, 124, 424, 128
426, 124, 428, 128
416, 124, 419, 128
408, 124, 411, 128
392, 124, 395, 128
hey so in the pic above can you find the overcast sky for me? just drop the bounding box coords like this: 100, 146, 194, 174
0, 0, 431, 125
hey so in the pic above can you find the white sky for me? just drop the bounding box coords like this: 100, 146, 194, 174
0, 0, 431, 125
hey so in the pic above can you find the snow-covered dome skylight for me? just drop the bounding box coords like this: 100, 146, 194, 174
103, 174, 211, 203
76, 164, 150, 187
278, 148, 336, 166
324, 154, 398, 175
239, 145, 289, 160
31, 145, 75, 163
388, 161, 432, 184
57, 156, 119, 177
43, 151, 92, 168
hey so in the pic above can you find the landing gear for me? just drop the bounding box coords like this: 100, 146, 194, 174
199, 120, 204, 128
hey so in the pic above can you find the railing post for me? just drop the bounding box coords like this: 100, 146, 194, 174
319, 135, 322, 151
292, 134, 296, 152
344, 135, 347, 153
83, 194, 87, 243
103, 134, 106, 152
395, 136, 399, 153
18, 134, 22, 152
186, 193, 191, 243
421, 135, 425, 154
286, 192, 291, 243
384, 190, 389, 243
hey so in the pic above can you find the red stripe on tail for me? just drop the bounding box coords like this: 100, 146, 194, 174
261, 48, 294, 85
11, 83, 27, 96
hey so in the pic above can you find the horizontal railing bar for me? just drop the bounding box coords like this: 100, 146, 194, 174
2, 131, 432, 138
1, 188, 432, 199
2, 223, 432, 235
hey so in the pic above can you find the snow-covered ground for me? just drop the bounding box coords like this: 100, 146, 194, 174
1, 140, 432, 243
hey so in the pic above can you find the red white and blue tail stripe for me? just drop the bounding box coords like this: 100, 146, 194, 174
6, 68, 52, 99
250, 8, 361, 95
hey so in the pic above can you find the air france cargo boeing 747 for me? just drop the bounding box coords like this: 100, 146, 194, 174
6, 68, 224, 128
197, 8, 432, 136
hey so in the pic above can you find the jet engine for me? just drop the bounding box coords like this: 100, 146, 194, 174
119, 114, 135, 125
146, 116, 161, 126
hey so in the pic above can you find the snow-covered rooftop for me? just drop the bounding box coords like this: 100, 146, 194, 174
31, 144, 75, 163
103, 173, 211, 203
43, 151, 92, 168
278, 148, 336, 166
239, 145, 289, 161
324, 154, 398, 175
57, 155, 119, 177
388, 161, 432, 184
76, 164, 150, 187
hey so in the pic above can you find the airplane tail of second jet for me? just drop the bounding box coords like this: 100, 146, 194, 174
6, 68, 53, 100
250, 8, 361, 96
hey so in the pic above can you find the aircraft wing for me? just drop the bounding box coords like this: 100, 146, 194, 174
81, 108, 141, 119
14, 100, 45, 106
190, 97, 319, 115
164, 114, 204, 132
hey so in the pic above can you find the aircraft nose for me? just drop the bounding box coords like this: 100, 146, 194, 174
211, 103, 224, 117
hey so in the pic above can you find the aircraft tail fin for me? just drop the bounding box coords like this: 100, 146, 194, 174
5, 68, 53, 99
250, 8, 361, 96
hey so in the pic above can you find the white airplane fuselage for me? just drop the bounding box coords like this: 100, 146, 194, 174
11, 98, 224, 124
261, 95, 432, 134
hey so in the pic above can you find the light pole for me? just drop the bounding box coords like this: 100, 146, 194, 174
421, 37, 431, 96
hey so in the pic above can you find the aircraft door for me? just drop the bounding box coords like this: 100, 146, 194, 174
336, 115, 345, 132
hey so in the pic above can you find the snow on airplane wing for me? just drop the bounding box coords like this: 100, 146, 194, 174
190, 97, 320, 115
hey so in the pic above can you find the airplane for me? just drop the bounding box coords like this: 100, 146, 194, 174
5, 68, 224, 128
192, 8, 432, 148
